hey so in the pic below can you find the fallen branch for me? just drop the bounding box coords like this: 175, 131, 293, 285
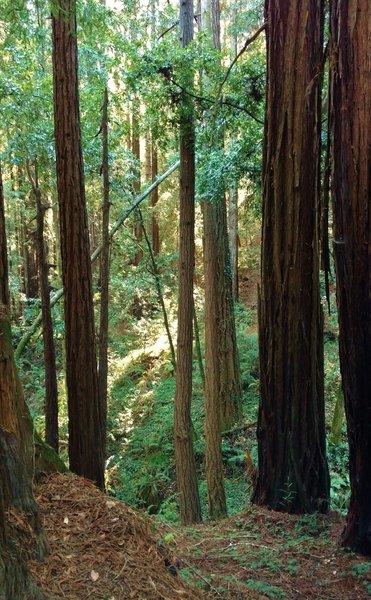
15, 160, 180, 359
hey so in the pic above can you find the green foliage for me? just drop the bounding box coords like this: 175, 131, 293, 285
327, 440, 350, 514
351, 563, 371, 595
246, 579, 285, 599
295, 514, 326, 538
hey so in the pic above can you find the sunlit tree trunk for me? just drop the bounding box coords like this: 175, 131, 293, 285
202, 0, 242, 520
253, 0, 329, 513
51, 0, 105, 488
98, 87, 110, 461
329, 0, 371, 555
174, 0, 202, 525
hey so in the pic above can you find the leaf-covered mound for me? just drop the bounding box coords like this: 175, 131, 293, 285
29, 473, 203, 599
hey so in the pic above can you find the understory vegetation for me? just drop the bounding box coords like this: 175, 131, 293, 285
18, 235, 349, 526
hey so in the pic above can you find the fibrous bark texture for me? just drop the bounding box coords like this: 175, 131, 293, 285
329, 0, 371, 555
0, 430, 47, 600
174, 0, 202, 525
203, 0, 242, 520
253, 0, 329, 513
51, 0, 104, 488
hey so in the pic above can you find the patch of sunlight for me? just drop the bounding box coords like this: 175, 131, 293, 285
106, 321, 177, 444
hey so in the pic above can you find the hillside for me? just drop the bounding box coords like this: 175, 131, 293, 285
26, 473, 370, 599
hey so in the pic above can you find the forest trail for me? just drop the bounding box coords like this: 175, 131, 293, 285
27, 473, 370, 599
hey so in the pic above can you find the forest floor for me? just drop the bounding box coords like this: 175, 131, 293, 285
28, 472, 371, 600
22, 234, 370, 599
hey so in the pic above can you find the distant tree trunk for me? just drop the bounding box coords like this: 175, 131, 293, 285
228, 14, 239, 301
24, 220, 39, 300
253, 0, 329, 513
132, 105, 143, 266
151, 144, 160, 255
98, 87, 110, 459
19, 164, 39, 301
329, 0, 371, 555
228, 184, 239, 301
0, 162, 9, 308
31, 166, 59, 452
145, 134, 152, 183
174, 0, 202, 525
51, 0, 105, 489
149, 0, 160, 258
202, 0, 242, 520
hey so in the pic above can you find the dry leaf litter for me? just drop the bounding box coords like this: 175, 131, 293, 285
29, 473, 204, 600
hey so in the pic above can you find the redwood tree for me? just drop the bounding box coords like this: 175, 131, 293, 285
202, 0, 242, 520
329, 0, 371, 555
174, 0, 202, 525
253, 0, 329, 513
51, 0, 104, 488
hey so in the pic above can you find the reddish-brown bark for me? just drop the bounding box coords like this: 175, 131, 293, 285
253, 0, 329, 513
330, 0, 371, 555
51, 0, 104, 488
174, 0, 202, 525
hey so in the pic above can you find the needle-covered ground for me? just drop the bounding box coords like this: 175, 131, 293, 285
27, 473, 370, 599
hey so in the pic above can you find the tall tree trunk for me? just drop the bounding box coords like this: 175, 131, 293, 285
98, 87, 110, 460
29, 164, 59, 452
151, 143, 160, 255
51, 0, 105, 489
132, 104, 143, 266
174, 0, 202, 525
202, 0, 242, 520
329, 0, 371, 555
253, 0, 329, 513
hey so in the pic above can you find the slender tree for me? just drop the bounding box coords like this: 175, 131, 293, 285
329, 0, 371, 555
253, 0, 329, 513
174, 0, 202, 525
26, 161, 59, 452
132, 104, 143, 266
202, 0, 242, 519
98, 86, 110, 460
151, 143, 160, 255
51, 0, 105, 488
